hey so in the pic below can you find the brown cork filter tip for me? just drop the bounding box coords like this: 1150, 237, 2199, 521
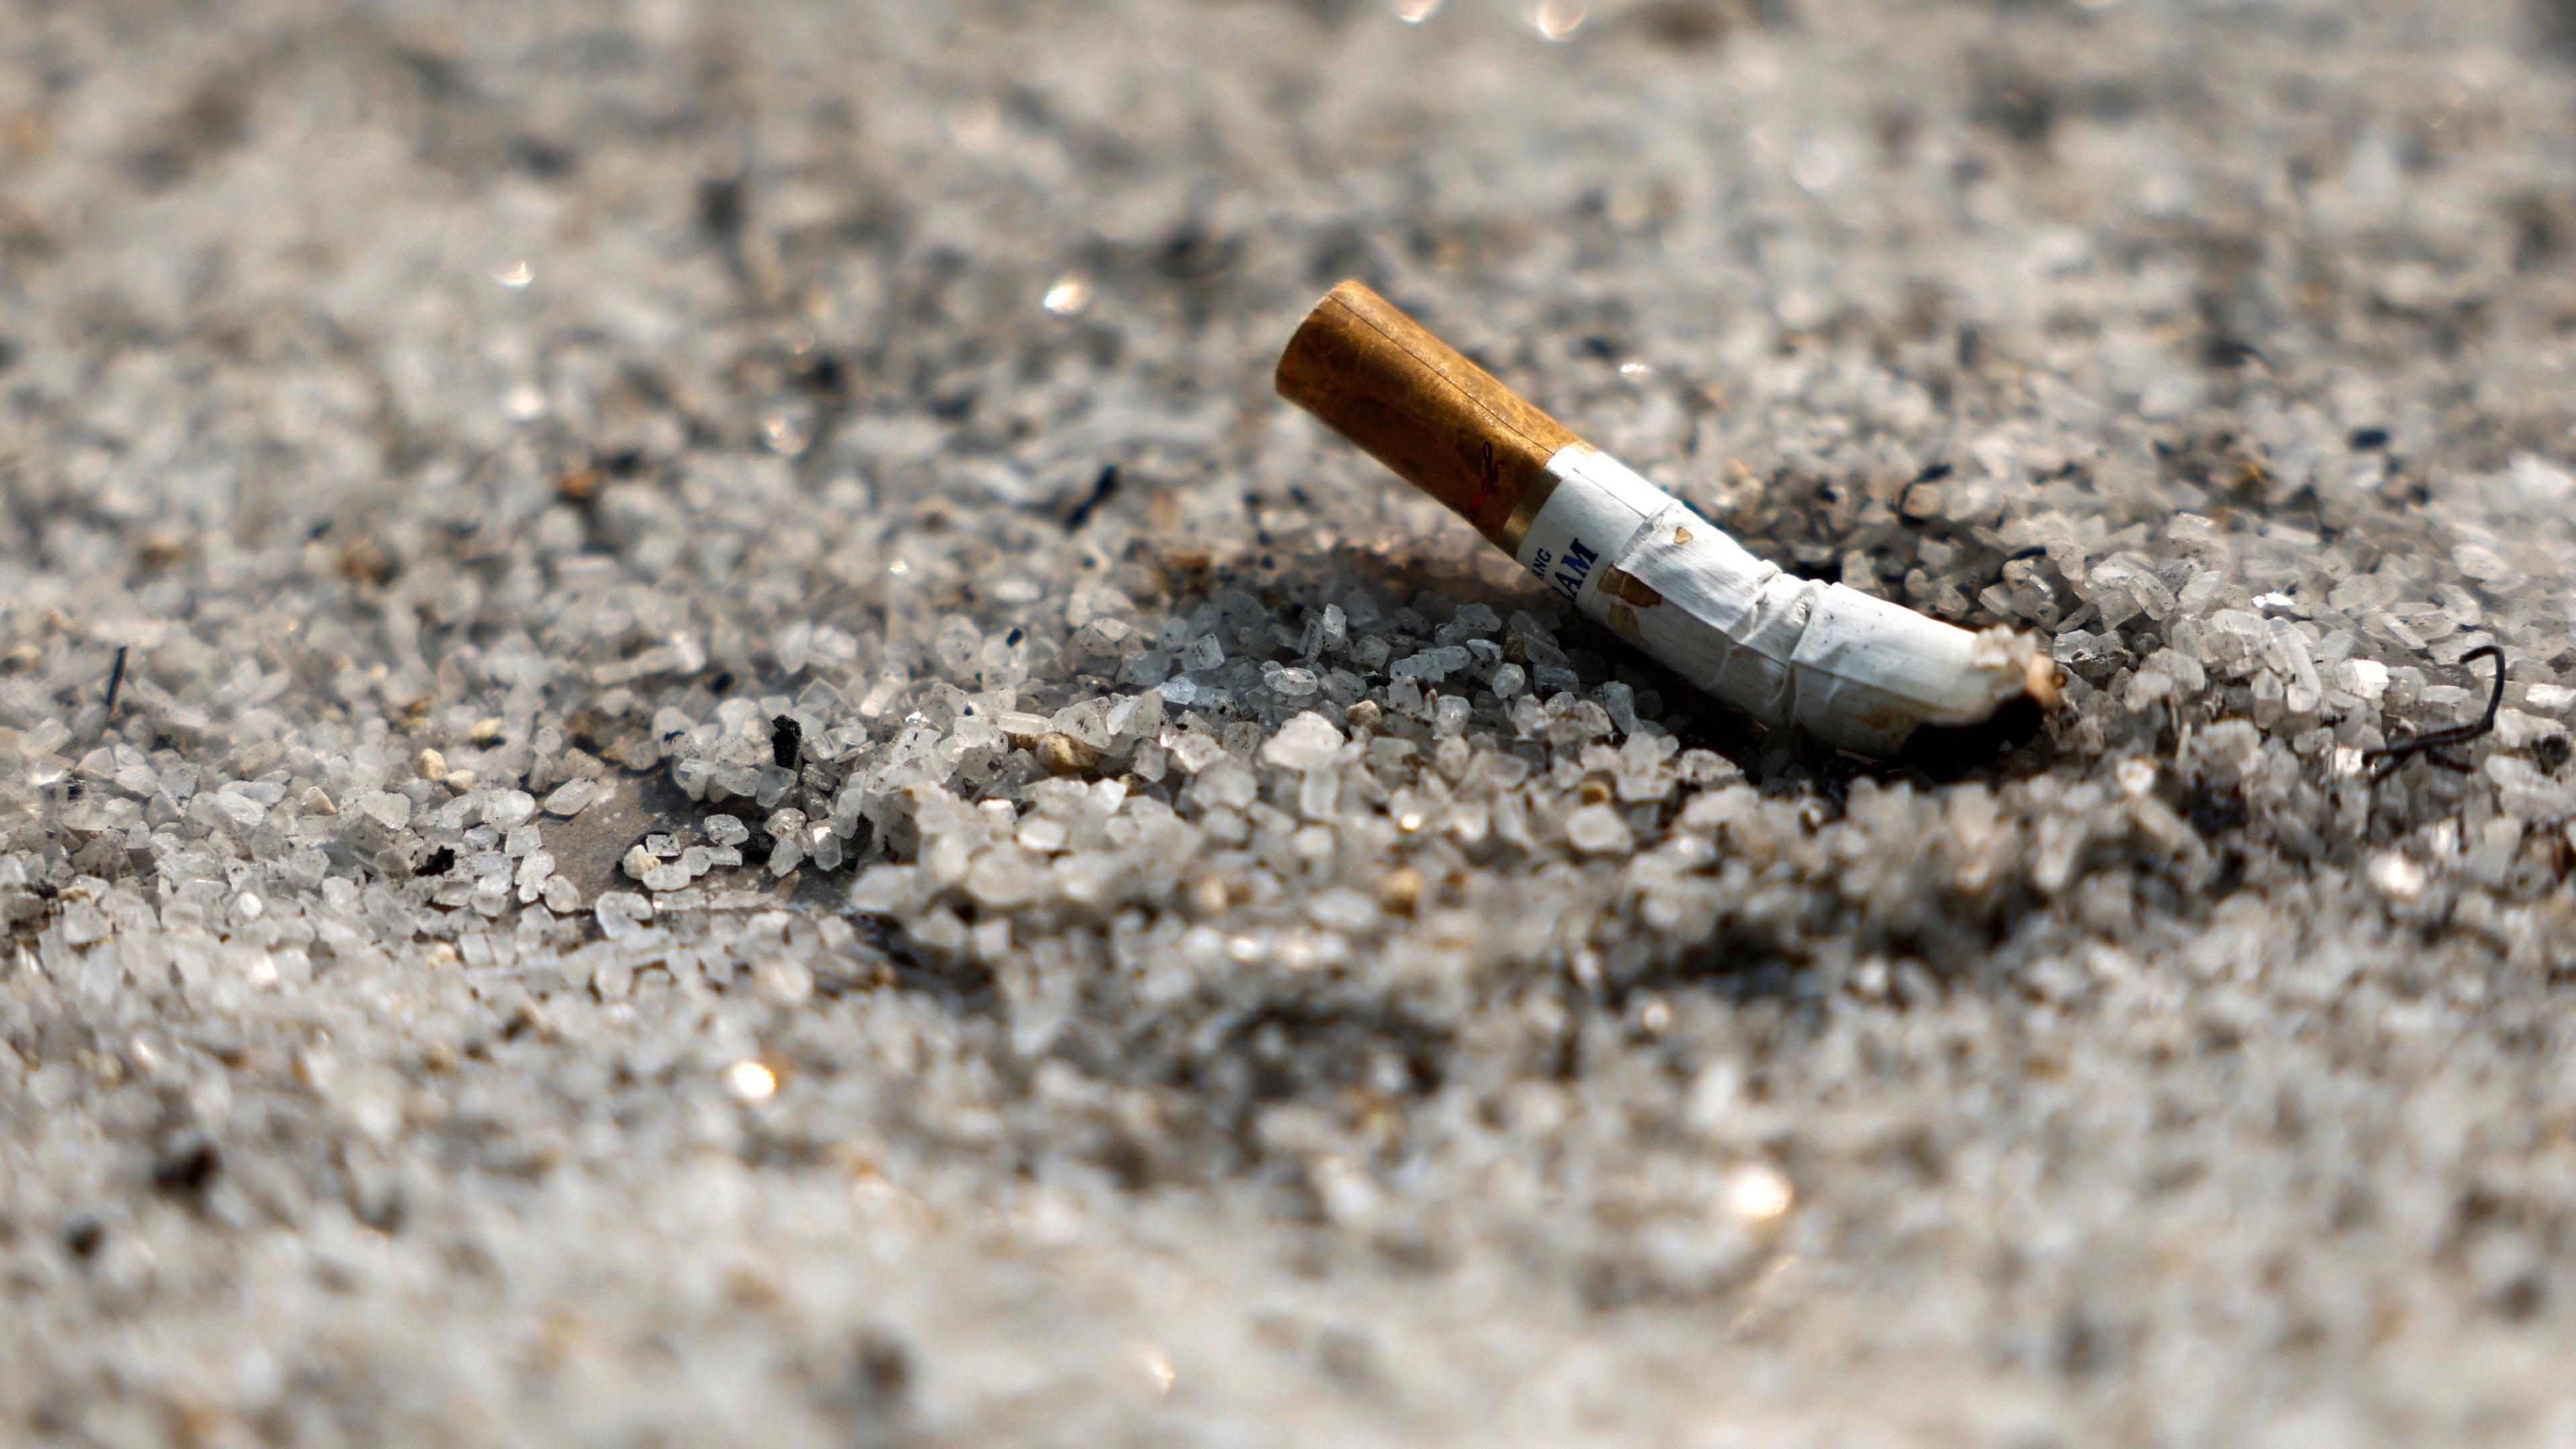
1275, 281, 1581, 552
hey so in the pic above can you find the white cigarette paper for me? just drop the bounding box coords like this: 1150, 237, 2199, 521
1512, 445, 2055, 755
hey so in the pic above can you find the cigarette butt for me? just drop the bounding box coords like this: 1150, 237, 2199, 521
1275, 280, 2060, 756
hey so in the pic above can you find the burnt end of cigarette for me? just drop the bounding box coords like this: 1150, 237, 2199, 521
1273, 279, 2063, 757
1274, 281, 1577, 549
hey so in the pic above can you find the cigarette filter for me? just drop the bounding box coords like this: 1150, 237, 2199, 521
1275, 280, 2060, 756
